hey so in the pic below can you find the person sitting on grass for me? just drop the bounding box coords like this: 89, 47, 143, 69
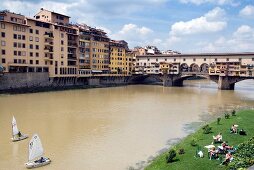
209, 147, 218, 160
221, 152, 233, 165
213, 132, 222, 143
230, 124, 237, 133
221, 141, 234, 152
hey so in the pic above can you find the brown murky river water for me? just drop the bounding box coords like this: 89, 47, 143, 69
0, 80, 254, 170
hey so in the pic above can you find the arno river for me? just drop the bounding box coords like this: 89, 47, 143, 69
0, 80, 254, 170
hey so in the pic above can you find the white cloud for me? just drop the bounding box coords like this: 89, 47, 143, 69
197, 25, 254, 52
111, 24, 154, 47
170, 7, 227, 36
239, 5, 254, 17
179, 0, 238, 6
116, 24, 153, 37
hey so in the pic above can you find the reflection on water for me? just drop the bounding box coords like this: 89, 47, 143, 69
0, 79, 254, 170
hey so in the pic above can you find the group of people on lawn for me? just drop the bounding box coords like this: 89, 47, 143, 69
208, 124, 239, 165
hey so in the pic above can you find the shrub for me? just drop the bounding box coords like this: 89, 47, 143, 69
190, 138, 197, 146
217, 117, 221, 125
166, 149, 177, 163
202, 124, 212, 134
228, 137, 254, 169
232, 110, 236, 116
225, 113, 230, 119
178, 148, 185, 155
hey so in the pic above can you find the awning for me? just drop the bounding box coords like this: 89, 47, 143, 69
91, 70, 103, 73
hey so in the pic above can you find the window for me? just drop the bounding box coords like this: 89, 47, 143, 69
1, 32, 5, 38
30, 44, 33, 49
18, 35, 21, 39
13, 34, 17, 39
22, 35, 25, 40
36, 45, 39, 50
226, 58, 229, 61
2, 58, 5, 63
215, 58, 217, 61
61, 61, 64, 65
29, 29, 33, 34
14, 51, 17, 56
204, 58, 206, 61
1, 40, 6, 46
29, 36, 33, 41
174, 58, 176, 61
14, 59, 17, 63
22, 43, 26, 48
30, 60, 33, 64
36, 53, 39, 57
35, 37, 39, 42
35, 30, 39, 34
183, 58, 186, 61
36, 60, 39, 65
193, 58, 196, 61
1, 49, 5, 55
165, 58, 167, 61
252, 58, 254, 61
0, 23, 5, 29
14, 42, 17, 47
239, 58, 242, 61
61, 40, 64, 45
30, 52, 33, 57
18, 51, 21, 56
22, 51, 26, 56
61, 47, 64, 51
61, 33, 64, 38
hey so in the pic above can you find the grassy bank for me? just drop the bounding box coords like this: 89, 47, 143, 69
145, 110, 254, 170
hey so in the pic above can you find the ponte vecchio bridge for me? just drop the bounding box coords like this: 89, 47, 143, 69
133, 52, 254, 90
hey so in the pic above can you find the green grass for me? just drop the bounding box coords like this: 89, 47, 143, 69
145, 110, 254, 170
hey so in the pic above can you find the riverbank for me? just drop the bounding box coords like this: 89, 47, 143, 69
145, 110, 254, 170
0, 83, 129, 94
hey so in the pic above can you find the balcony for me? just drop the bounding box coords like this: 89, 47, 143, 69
44, 48, 54, 53
68, 41, 78, 48
44, 56, 54, 61
45, 41, 54, 46
44, 32, 54, 39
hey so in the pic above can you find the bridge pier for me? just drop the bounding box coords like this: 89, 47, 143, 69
163, 75, 183, 87
218, 76, 235, 90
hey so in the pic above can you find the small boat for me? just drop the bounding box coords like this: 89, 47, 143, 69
11, 116, 28, 142
25, 134, 51, 169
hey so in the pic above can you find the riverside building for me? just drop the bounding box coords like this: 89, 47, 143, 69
0, 9, 132, 78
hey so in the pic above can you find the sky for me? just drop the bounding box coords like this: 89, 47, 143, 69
1, 0, 254, 53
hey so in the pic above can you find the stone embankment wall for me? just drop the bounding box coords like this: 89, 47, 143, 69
0, 73, 52, 91
0, 73, 130, 93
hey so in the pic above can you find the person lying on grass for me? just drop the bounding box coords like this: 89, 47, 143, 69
213, 132, 222, 143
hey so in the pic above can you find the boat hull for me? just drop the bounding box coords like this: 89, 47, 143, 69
25, 157, 51, 169
11, 134, 29, 142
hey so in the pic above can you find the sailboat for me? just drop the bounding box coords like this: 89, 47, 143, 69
11, 116, 28, 142
25, 134, 51, 169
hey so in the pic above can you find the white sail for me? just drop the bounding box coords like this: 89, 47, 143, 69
12, 116, 19, 136
28, 134, 44, 161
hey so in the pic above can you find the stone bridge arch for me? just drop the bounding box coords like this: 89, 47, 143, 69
180, 63, 189, 72
200, 63, 209, 73
190, 63, 199, 72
